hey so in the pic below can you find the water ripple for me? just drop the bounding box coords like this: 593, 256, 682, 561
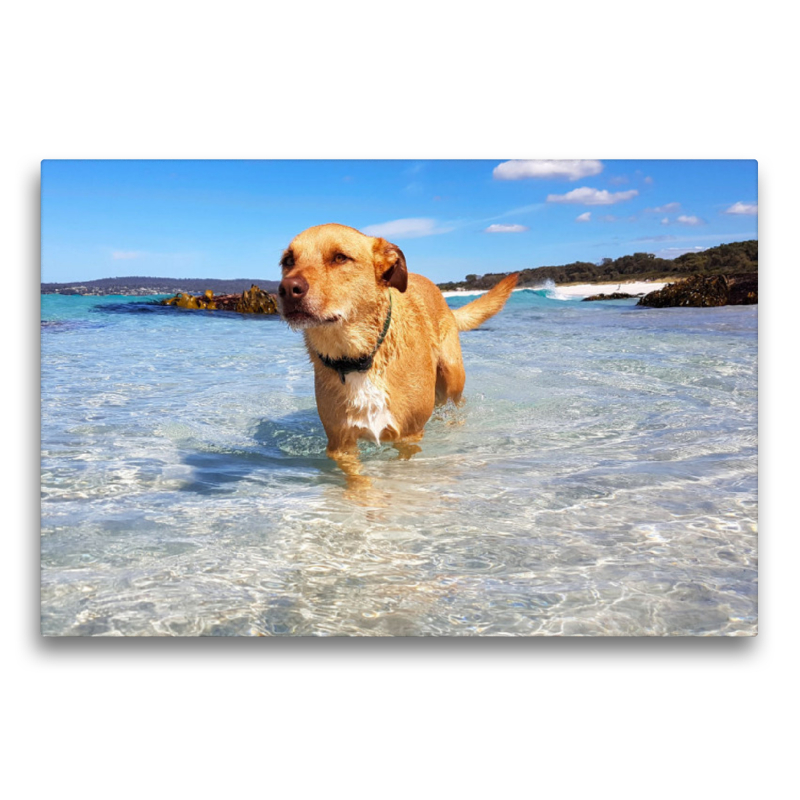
41, 295, 757, 635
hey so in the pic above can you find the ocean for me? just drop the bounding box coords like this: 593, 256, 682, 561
40, 287, 758, 636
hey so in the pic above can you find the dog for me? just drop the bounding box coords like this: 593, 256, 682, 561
278, 223, 518, 484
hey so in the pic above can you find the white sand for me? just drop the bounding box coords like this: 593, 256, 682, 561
552, 280, 667, 297
442, 280, 668, 299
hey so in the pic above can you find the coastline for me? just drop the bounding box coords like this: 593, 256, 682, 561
442, 280, 668, 299
551, 280, 668, 297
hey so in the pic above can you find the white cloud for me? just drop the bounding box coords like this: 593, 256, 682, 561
484, 224, 529, 233
547, 187, 639, 205
112, 251, 144, 260
661, 218, 670, 225
647, 202, 681, 213
601, 214, 617, 222
576, 212, 591, 222
676, 215, 704, 226
644, 176, 654, 185
361, 218, 452, 239
493, 160, 604, 181
725, 201, 758, 215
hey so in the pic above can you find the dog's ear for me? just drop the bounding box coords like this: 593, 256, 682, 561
373, 238, 408, 293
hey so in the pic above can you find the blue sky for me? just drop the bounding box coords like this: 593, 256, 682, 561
41, 160, 758, 284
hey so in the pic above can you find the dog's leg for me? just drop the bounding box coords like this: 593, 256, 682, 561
328, 444, 391, 506
327, 445, 365, 481
392, 431, 424, 460
324, 428, 374, 496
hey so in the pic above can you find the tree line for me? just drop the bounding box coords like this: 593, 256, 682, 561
41, 276, 280, 295
436, 239, 758, 291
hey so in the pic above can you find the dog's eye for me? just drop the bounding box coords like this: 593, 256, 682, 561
281, 256, 294, 269
333, 253, 350, 264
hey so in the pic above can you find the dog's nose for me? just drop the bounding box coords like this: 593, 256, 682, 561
279, 275, 309, 301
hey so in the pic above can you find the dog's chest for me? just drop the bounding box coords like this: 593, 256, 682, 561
343, 373, 396, 443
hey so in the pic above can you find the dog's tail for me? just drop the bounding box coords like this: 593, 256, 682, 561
452, 273, 519, 332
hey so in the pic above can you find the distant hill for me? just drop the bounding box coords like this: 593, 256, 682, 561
41, 239, 759, 296
40, 276, 280, 296
437, 239, 758, 291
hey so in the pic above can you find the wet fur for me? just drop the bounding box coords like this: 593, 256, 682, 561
278, 224, 518, 482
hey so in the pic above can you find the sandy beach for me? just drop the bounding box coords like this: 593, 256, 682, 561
551, 280, 668, 297
442, 280, 668, 299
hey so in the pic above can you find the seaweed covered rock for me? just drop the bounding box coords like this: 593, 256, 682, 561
637, 274, 757, 308
162, 292, 209, 309
235, 285, 278, 314
582, 292, 640, 302
161, 285, 277, 314
727, 275, 759, 305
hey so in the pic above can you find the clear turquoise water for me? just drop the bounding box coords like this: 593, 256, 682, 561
40, 289, 757, 635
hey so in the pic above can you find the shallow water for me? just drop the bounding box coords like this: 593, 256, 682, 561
40, 289, 757, 635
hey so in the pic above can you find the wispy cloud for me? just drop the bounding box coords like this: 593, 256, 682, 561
495, 203, 545, 219
112, 250, 144, 260
472, 203, 545, 228
576, 212, 591, 222
404, 162, 425, 176
634, 232, 755, 255
484, 224, 529, 233
493, 160, 604, 181
656, 245, 706, 258
725, 201, 758, 215
361, 218, 453, 239
404, 181, 424, 195
547, 187, 639, 206
647, 202, 681, 213
597, 214, 637, 223
676, 214, 705, 226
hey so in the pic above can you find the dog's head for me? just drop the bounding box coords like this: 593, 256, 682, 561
278, 224, 407, 329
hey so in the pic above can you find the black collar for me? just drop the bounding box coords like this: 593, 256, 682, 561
317, 295, 393, 384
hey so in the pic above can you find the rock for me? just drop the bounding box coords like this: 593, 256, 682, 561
235, 284, 278, 314
637, 274, 757, 308
163, 292, 206, 309
161, 284, 278, 314
727, 275, 758, 305
202, 289, 217, 310
582, 292, 641, 302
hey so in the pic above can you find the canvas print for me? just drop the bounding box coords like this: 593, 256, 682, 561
40, 160, 758, 636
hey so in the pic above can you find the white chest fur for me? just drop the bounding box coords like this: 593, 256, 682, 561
344, 373, 396, 443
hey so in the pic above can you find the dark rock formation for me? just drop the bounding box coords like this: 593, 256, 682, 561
582, 292, 641, 302
726, 275, 759, 305
637, 274, 758, 308
161, 285, 278, 314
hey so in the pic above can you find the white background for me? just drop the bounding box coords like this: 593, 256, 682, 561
6, 2, 796, 798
